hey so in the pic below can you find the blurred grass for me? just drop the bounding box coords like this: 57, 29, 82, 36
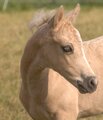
0, 5, 103, 120
0, 0, 103, 11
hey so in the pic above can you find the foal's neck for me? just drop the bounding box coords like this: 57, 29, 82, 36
21, 25, 48, 80
20, 29, 48, 111
27, 54, 46, 81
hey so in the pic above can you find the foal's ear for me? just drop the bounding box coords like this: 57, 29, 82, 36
49, 5, 64, 28
67, 3, 80, 23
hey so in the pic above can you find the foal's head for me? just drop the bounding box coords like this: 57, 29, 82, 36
34, 4, 97, 94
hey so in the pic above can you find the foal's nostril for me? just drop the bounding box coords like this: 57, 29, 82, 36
88, 76, 97, 89
89, 79, 95, 86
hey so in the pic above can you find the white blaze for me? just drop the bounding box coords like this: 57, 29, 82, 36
75, 28, 95, 75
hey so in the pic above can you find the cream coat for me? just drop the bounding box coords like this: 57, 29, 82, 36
20, 5, 103, 120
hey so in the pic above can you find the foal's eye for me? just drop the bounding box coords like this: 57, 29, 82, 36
61, 44, 74, 54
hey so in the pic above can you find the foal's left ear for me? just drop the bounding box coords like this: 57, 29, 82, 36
49, 5, 64, 28
67, 3, 80, 23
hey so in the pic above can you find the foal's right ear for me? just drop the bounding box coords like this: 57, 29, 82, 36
67, 4, 80, 23
48, 5, 64, 28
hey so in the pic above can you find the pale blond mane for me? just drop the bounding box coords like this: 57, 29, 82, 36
29, 9, 56, 31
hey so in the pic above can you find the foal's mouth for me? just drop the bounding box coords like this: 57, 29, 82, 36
77, 83, 89, 94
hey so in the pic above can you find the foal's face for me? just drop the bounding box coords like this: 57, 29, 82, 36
42, 5, 97, 94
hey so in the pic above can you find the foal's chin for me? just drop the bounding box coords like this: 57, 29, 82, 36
78, 86, 97, 94
78, 89, 89, 94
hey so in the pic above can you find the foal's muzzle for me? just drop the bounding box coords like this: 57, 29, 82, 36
77, 76, 97, 94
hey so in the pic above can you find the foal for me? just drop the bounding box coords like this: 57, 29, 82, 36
20, 5, 98, 120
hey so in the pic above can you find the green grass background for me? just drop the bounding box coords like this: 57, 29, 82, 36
0, 0, 103, 11
0, 1, 103, 120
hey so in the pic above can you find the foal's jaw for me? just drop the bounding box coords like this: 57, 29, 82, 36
58, 68, 97, 94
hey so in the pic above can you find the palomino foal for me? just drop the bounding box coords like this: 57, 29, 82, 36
20, 5, 98, 120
